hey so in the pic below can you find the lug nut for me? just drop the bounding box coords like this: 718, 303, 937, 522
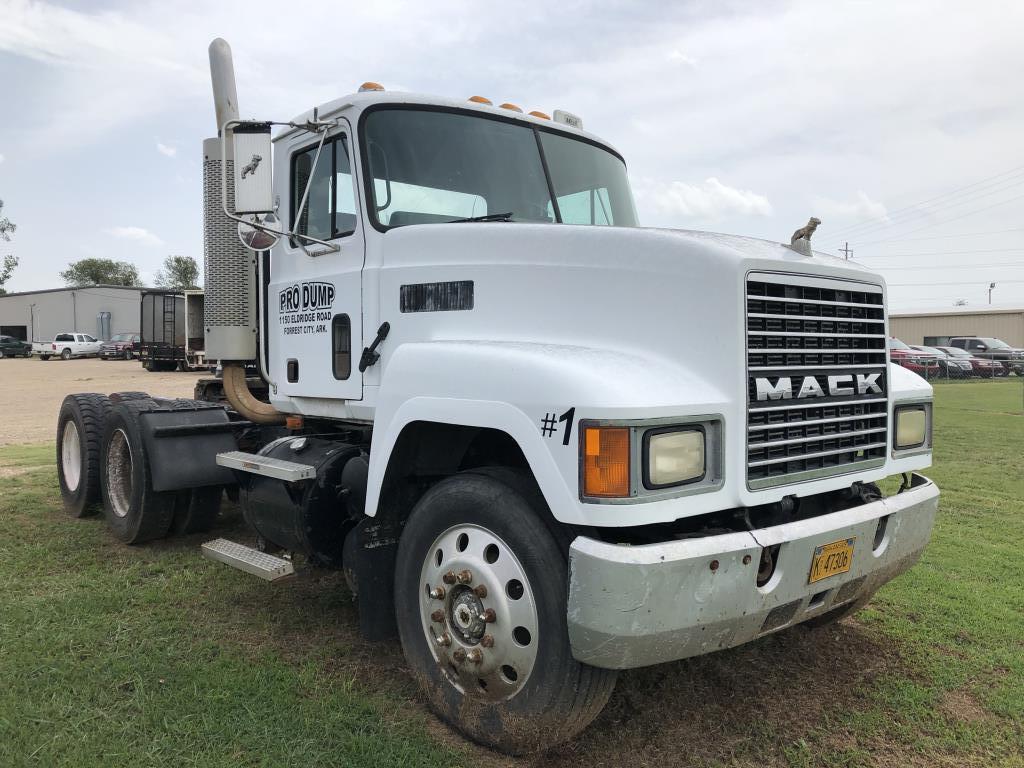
456, 569, 473, 584
480, 608, 496, 623
442, 571, 456, 585
481, 634, 495, 648
429, 586, 445, 600
435, 633, 451, 647
473, 584, 488, 598
467, 648, 483, 664
452, 648, 467, 663
431, 609, 445, 622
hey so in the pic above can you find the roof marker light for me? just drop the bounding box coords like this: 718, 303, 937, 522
468, 95, 492, 105
499, 103, 523, 112
359, 82, 385, 92
528, 110, 550, 119
553, 109, 583, 130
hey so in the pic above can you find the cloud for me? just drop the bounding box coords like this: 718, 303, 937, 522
104, 226, 164, 247
668, 48, 697, 67
156, 142, 177, 157
816, 191, 888, 223
635, 177, 773, 222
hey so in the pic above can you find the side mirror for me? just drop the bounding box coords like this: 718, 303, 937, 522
232, 122, 273, 214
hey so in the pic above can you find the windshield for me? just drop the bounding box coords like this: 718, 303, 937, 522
889, 338, 910, 351
361, 108, 637, 229
980, 337, 1010, 349
111, 333, 132, 342
940, 347, 971, 357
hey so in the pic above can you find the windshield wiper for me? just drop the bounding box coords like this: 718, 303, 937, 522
449, 212, 514, 223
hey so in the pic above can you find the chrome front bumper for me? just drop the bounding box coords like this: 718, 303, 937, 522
567, 473, 939, 670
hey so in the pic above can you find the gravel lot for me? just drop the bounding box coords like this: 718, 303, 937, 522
0, 357, 205, 446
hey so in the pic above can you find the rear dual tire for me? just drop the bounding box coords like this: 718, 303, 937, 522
56, 394, 112, 518
101, 401, 176, 543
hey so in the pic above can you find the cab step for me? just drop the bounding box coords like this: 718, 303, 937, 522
201, 538, 295, 581
216, 450, 316, 482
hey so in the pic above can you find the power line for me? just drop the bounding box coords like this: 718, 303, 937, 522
860, 262, 1024, 270
852, 227, 1024, 244
823, 164, 1024, 241
859, 247, 1022, 258
842, 192, 1024, 245
887, 278, 1024, 287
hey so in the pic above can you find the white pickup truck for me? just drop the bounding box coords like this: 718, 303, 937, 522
33, 333, 103, 360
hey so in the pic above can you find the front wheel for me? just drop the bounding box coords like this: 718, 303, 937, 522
394, 471, 616, 754
124, 349, 133, 360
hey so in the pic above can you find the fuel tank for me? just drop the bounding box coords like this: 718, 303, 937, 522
239, 435, 367, 567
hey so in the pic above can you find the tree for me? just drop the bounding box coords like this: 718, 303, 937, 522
0, 200, 17, 295
60, 258, 140, 287
154, 255, 200, 290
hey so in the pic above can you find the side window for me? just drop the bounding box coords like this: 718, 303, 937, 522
291, 135, 356, 243
547, 187, 613, 225
84, 335, 97, 342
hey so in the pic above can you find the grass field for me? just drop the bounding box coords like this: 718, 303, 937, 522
0, 381, 1021, 767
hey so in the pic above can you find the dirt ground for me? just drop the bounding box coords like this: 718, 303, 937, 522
0, 356, 205, 446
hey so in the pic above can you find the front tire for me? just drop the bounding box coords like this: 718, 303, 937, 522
56, 393, 112, 517
394, 472, 616, 754
100, 400, 176, 544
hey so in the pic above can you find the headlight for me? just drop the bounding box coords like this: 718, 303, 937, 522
894, 404, 930, 450
644, 427, 705, 488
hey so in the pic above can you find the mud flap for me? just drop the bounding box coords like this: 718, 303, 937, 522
344, 518, 399, 641
139, 405, 239, 491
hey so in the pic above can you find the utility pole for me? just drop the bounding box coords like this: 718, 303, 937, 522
989, 282, 996, 305
838, 242, 853, 260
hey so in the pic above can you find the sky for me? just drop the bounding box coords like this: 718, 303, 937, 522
1, 0, 1023, 310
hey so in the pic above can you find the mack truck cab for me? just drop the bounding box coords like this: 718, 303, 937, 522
53, 39, 939, 754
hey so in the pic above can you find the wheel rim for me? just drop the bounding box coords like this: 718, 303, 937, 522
419, 524, 539, 702
61, 420, 82, 492
106, 428, 134, 518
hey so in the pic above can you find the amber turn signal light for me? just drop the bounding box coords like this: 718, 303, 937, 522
583, 427, 630, 497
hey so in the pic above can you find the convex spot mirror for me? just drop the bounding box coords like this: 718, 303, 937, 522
232, 122, 273, 215
238, 212, 280, 251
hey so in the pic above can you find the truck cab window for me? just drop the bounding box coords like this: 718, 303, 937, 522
291, 136, 356, 242
539, 131, 637, 227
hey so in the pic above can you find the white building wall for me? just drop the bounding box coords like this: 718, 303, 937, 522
0, 286, 145, 342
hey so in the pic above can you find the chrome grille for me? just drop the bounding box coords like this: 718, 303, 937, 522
746, 274, 888, 489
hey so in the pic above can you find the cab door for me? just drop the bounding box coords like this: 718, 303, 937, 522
270, 121, 365, 401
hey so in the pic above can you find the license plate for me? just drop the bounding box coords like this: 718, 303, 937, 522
808, 538, 855, 584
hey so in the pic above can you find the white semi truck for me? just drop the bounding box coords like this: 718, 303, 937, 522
53, 39, 939, 753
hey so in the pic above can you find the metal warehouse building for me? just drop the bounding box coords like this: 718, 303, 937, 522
890, 306, 1024, 347
0, 285, 145, 343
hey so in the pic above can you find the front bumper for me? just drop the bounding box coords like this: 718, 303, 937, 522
567, 473, 938, 669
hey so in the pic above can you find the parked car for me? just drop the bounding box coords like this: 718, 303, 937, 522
947, 337, 1024, 376
0, 335, 32, 358
32, 333, 103, 360
99, 332, 142, 360
889, 338, 940, 377
910, 345, 973, 378
936, 345, 1004, 378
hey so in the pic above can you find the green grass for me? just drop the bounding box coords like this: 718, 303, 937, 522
0, 381, 1022, 767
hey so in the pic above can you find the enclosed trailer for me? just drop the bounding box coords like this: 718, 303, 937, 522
139, 290, 208, 371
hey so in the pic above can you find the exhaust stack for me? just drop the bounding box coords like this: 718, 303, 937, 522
202, 38, 284, 424
202, 38, 257, 364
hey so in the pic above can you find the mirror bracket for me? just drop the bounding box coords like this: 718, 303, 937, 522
220, 116, 341, 255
